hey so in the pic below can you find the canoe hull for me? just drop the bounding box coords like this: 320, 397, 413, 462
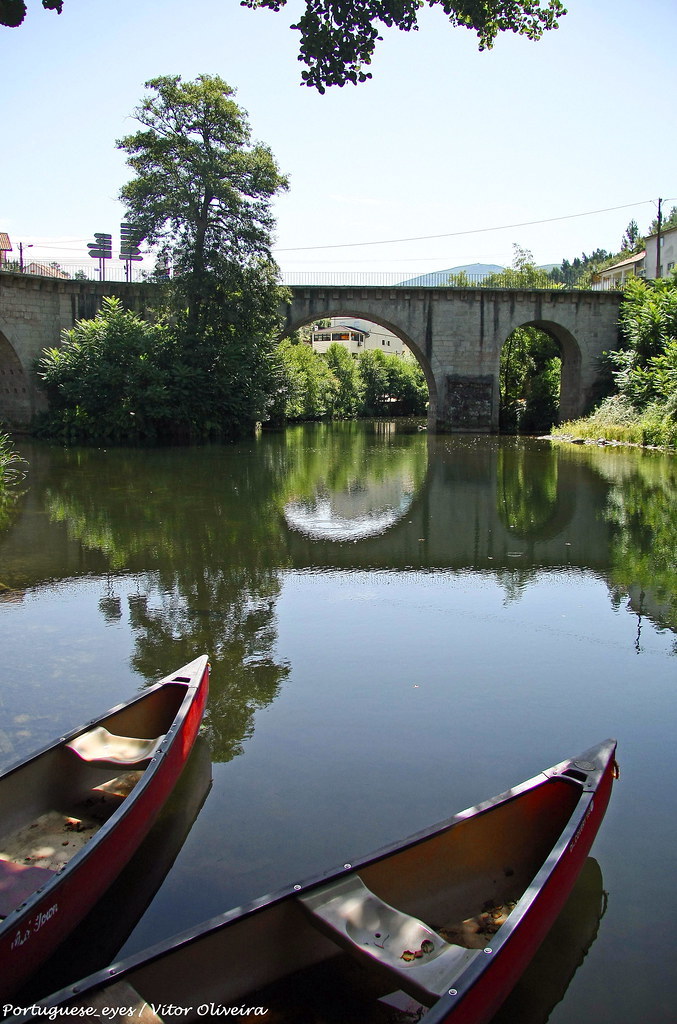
0, 656, 209, 999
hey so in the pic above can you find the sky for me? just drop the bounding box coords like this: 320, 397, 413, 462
2, 0, 676, 279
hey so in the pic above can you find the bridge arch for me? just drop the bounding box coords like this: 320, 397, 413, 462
499, 317, 582, 427
0, 322, 32, 425
282, 305, 439, 425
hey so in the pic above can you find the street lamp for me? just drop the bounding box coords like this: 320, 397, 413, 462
19, 242, 33, 272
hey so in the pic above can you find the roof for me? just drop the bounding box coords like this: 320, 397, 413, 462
0, 233, 12, 252
599, 251, 646, 274
25, 262, 69, 279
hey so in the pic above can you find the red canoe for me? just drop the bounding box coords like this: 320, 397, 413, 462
29, 738, 617, 1024
0, 655, 209, 1000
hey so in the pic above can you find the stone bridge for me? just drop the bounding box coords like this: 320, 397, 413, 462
283, 285, 623, 430
0, 271, 622, 430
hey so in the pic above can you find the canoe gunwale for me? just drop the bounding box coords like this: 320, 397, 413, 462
34, 738, 617, 1022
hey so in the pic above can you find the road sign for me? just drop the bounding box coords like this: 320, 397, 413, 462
119, 222, 144, 261
87, 233, 112, 259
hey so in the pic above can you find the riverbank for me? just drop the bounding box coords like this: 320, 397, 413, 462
546, 396, 676, 452
545, 432, 674, 453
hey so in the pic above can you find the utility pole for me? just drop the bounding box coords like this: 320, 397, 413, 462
655, 197, 663, 279
18, 242, 33, 272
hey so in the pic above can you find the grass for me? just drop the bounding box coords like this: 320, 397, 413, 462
553, 395, 677, 449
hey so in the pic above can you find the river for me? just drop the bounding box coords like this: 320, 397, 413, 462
1, 423, 675, 1022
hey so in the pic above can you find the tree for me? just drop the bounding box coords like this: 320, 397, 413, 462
114, 75, 290, 439
612, 273, 677, 412
323, 342, 363, 417
4, 3, 567, 92
358, 350, 392, 415
274, 338, 339, 420
549, 248, 610, 288
246, 0, 566, 90
484, 243, 556, 289
649, 205, 677, 235
118, 75, 288, 339
0, 0, 60, 27
620, 219, 642, 254
37, 296, 177, 443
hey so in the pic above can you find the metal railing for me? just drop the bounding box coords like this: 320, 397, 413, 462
0, 261, 622, 291
0, 260, 152, 283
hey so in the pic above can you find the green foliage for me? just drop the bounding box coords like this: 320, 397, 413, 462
243, 0, 566, 91
557, 395, 677, 448
620, 219, 643, 254
384, 354, 429, 415
0, 431, 25, 486
323, 343, 363, 418
548, 249, 612, 288
484, 244, 561, 290
500, 326, 561, 433
555, 272, 677, 448
274, 340, 339, 421
38, 289, 286, 444
37, 298, 176, 443
272, 342, 427, 422
358, 350, 393, 416
0, 431, 26, 532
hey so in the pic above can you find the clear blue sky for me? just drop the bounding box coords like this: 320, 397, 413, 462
2, 0, 676, 274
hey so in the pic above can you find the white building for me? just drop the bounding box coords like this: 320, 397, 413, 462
593, 251, 645, 289
310, 319, 407, 357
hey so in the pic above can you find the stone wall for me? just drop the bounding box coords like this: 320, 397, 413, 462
0, 273, 146, 426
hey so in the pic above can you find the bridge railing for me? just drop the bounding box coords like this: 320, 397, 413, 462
0, 262, 622, 291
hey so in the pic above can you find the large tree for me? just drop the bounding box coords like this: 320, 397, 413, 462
118, 74, 288, 338
3, 2, 567, 91
37, 75, 291, 444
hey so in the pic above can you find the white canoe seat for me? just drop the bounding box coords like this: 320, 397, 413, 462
66, 727, 164, 768
299, 874, 478, 1002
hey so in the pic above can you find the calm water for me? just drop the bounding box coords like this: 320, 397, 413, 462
1, 423, 675, 1021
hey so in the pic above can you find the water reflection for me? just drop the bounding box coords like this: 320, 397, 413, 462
497, 441, 560, 536
0, 430, 674, 685
281, 422, 427, 541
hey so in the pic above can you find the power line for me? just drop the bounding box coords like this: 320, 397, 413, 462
273, 199, 659, 253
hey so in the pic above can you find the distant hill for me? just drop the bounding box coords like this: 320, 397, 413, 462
398, 264, 504, 286
399, 262, 558, 286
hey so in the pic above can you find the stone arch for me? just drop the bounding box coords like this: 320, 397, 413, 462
0, 325, 32, 426
282, 305, 438, 426
501, 317, 582, 425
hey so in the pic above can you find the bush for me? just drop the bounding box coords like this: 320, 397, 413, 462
37, 297, 176, 443
37, 292, 283, 444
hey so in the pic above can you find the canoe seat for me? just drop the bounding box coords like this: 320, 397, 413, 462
0, 858, 56, 918
66, 727, 164, 768
299, 874, 478, 1002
